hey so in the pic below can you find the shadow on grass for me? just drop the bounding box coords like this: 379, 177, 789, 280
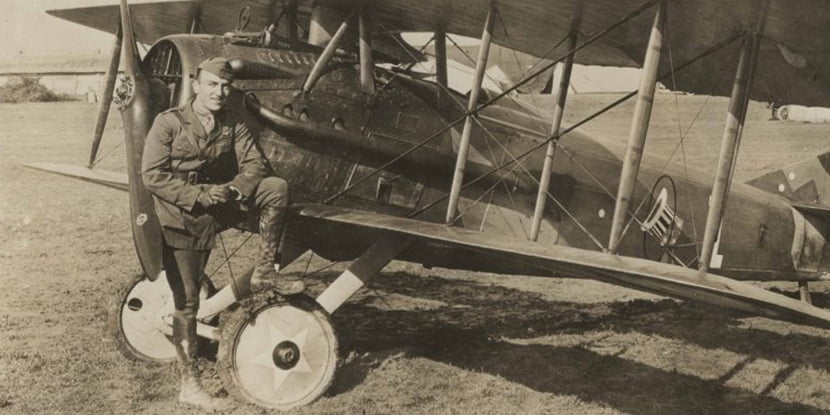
324, 270, 830, 414
582, 289, 830, 374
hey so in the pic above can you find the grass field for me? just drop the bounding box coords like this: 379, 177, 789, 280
3, 93, 830, 414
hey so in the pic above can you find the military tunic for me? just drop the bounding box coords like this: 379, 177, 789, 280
142, 99, 270, 250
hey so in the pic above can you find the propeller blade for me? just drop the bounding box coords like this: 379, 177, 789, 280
88, 21, 122, 168
119, 0, 142, 78
116, 0, 164, 280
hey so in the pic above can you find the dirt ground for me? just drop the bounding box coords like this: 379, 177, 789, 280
3, 94, 830, 414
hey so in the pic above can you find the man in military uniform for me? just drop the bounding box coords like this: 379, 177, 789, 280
142, 57, 303, 409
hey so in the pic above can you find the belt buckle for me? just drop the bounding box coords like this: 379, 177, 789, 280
187, 171, 198, 185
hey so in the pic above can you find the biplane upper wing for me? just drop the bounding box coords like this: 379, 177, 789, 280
293, 203, 830, 330
48, 0, 830, 107
45, 0, 421, 64
323, 0, 830, 107
46, 1, 292, 45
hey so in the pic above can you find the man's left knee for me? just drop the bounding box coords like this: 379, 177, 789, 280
256, 177, 289, 208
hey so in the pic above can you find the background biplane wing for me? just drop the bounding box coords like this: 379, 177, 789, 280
25, 163, 129, 191
47, 0, 830, 107
292, 203, 830, 330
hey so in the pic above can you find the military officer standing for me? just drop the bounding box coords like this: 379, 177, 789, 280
142, 57, 303, 410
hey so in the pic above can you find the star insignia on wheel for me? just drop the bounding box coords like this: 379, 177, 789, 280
249, 319, 312, 391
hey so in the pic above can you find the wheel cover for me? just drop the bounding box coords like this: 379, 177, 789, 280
119, 275, 177, 360
232, 301, 336, 408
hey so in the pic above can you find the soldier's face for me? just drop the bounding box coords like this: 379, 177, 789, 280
193, 70, 231, 112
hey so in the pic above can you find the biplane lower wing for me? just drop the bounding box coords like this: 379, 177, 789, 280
292, 203, 830, 330
24, 163, 129, 191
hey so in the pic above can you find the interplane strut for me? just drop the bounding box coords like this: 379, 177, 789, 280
608, 0, 665, 254
358, 8, 375, 94
434, 27, 448, 89
698, 34, 761, 272
530, 31, 578, 241
445, 6, 497, 224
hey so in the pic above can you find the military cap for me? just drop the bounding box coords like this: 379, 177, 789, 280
197, 57, 234, 81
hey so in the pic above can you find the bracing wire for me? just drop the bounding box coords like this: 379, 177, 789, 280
408, 31, 742, 224
91, 139, 125, 167
465, 115, 606, 248
217, 233, 235, 280
494, 8, 560, 132
411, 24, 596, 243
207, 233, 254, 277
323, 0, 663, 204
216, 232, 241, 297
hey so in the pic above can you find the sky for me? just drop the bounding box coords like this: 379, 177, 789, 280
0, 1, 121, 57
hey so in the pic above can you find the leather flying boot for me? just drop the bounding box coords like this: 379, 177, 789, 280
251, 206, 305, 295
172, 313, 232, 411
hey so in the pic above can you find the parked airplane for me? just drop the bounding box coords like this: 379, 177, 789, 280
27, 0, 830, 409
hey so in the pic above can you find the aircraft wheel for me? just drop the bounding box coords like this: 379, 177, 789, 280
777, 105, 789, 121
218, 294, 338, 410
107, 273, 213, 362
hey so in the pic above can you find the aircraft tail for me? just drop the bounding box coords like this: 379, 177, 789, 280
791, 202, 830, 219
750, 154, 830, 277
745, 153, 830, 206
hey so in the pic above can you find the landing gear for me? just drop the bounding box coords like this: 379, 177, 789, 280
107, 273, 213, 362
217, 294, 337, 410
112, 237, 397, 409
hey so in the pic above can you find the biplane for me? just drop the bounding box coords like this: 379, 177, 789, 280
25, 0, 830, 409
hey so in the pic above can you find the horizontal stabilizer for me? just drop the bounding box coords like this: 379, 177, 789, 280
24, 163, 128, 191
293, 204, 830, 330
746, 153, 830, 205
793, 202, 830, 219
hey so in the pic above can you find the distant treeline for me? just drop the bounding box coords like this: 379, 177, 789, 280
0, 76, 78, 103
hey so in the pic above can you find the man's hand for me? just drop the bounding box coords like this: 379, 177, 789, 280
197, 185, 232, 208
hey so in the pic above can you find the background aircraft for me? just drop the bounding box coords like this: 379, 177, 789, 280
26, 0, 830, 409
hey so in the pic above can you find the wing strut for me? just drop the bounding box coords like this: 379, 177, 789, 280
434, 26, 449, 110
434, 27, 448, 89
88, 20, 122, 168
445, 6, 496, 224
188, 7, 200, 33
303, 10, 352, 93
608, 0, 666, 253
698, 34, 762, 272
286, 0, 299, 45
530, 30, 578, 241
358, 7, 375, 94
316, 235, 412, 313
